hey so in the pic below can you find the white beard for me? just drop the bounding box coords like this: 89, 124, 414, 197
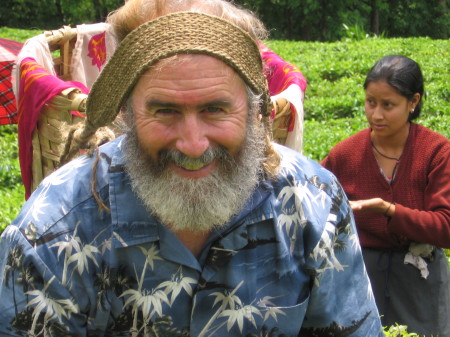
124, 117, 266, 232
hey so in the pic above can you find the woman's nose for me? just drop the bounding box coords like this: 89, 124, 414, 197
371, 105, 384, 119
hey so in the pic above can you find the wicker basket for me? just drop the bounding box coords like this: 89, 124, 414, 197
30, 27, 89, 193
45, 26, 78, 81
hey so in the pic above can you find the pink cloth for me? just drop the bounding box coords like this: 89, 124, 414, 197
18, 57, 89, 199
259, 43, 307, 152
260, 44, 307, 95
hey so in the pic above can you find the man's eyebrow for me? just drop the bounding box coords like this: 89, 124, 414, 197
145, 99, 180, 110
145, 99, 233, 110
197, 99, 233, 109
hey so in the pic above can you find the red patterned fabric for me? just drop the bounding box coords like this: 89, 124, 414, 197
0, 37, 23, 56
87, 31, 107, 71
0, 38, 23, 125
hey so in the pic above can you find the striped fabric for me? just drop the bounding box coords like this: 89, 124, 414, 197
17, 57, 89, 198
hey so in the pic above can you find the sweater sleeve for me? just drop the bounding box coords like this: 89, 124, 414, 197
320, 155, 332, 170
389, 142, 450, 248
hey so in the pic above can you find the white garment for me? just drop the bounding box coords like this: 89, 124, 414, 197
270, 84, 305, 153
70, 23, 117, 89
404, 242, 435, 279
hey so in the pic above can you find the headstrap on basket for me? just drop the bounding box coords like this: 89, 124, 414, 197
85, 11, 271, 129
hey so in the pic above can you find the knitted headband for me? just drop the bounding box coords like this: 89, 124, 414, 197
85, 11, 270, 129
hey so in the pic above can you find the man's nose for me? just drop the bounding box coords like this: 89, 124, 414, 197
175, 115, 210, 158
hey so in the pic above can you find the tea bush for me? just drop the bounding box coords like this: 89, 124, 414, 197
0, 27, 448, 337
0, 124, 24, 228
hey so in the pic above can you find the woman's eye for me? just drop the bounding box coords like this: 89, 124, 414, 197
365, 98, 375, 105
383, 102, 393, 108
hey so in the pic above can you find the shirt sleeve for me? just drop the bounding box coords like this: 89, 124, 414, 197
299, 172, 384, 336
0, 225, 88, 336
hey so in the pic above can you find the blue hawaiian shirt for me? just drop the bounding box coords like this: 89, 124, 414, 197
0, 136, 383, 336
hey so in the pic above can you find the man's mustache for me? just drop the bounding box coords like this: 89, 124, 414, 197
159, 147, 229, 171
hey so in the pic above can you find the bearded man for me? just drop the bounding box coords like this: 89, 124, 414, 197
0, 2, 383, 336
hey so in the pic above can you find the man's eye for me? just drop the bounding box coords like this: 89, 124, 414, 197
205, 107, 223, 113
155, 108, 177, 115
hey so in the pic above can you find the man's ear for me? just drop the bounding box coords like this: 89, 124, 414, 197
118, 103, 133, 129
257, 112, 263, 122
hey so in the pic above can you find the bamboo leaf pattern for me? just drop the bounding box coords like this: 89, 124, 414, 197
121, 287, 170, 319
66, 243, 100, 275
159, 266, 197, 305
49, 223, 100, 285
221, 304, 263, 332
138, 245, 163, 270
26, 276, 79, 336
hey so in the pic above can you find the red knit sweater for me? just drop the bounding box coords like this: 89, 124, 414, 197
321, 123, 450, 249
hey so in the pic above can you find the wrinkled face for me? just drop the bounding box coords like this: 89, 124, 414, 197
124, 54, 266, 232
365, 81, 419, 137
131, 54, 251, 179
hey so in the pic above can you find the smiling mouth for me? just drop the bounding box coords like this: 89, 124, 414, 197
176, 156, 215, 171
178, 161, 211, 171
162, 147, 223, 172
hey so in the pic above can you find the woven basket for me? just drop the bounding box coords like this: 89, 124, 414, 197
30, 27, 89, 193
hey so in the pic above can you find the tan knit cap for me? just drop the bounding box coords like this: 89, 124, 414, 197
85, 11, 270, 129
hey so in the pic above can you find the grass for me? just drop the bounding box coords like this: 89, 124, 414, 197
1, 28, 38, 231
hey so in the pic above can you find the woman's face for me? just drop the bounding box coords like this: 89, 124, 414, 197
364, 80, 419, 138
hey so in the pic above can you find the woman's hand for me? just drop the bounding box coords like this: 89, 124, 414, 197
349, 198, 395, 217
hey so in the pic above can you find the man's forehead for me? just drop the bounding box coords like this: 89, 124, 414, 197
134, 54, 248, 106
143, 54, 243, 80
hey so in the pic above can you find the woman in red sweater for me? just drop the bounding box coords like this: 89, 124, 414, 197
321, 55, 450, 336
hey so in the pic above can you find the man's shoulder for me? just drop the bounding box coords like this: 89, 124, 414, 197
268, 144, 353, 260
270, 144, 341, 207
274, 144, 335, 185
39, 135, 124, 193
7, 137, 125, 242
